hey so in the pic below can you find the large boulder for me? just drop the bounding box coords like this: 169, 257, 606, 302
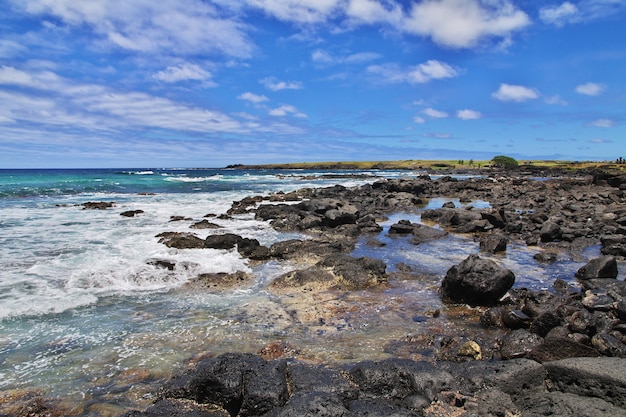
161, 353, 288, 417
441, 254, 515, 305
204, 233, 243, 250
575, 255, 619, 280
544, 357, 626, 408
540, 221, 562, 242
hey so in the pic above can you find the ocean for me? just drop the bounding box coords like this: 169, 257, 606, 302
0, 168, 605, 415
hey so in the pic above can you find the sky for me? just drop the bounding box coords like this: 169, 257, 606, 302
0, 0, 625, 168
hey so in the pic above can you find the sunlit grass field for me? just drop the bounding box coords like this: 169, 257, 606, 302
232, 159, 626, 173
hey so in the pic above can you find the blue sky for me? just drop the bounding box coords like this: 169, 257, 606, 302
0, 0, 624, 168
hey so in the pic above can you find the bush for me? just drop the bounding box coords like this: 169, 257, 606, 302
492, 155, 519, 169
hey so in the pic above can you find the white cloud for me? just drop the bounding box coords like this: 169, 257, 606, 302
15, 0, 255, 58
587, 118, 614, 128
238, 92, 269, 103
0, 40, 27, 58
0, 66, 258, 134
245, 0, 341, 24
368, 60, 459, 84
408, 60, 459, 83
575, 82, 605, 96
268, 104, 307, 118
311, 49, 381, 65
413, 116, 425, 124
492, 83, 539, 102
153, 63, 214, 84
260, 76, 303, 91
312, 49, 334, 64
402, 0, 531, 48
345, 0, 404, 25
539, 2, 579, 26
545, 94, 568, 105
423, 108, 449, 118
457, 109, 482, 120
591, 138, 612, 143
540, 0, 626, 26
344, 52, 382, 63
0, 65, 61, 89
424, 132, 452, 139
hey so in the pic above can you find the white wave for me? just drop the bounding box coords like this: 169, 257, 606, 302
0, 191, 279, 319
164, 175, 223, 182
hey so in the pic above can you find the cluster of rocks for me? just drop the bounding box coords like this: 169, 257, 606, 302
124, 169, 626, 416
123, 353, 626, 417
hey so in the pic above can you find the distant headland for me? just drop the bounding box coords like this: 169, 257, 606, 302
225, 159, 626, 173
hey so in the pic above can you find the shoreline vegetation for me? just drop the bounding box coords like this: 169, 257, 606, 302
226, 159, 626, 173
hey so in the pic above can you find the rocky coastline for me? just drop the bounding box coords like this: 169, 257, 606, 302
115, 167, 626, 417
5, 167, 624, 416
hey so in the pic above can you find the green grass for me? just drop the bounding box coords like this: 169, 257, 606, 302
231, 160, 625, 173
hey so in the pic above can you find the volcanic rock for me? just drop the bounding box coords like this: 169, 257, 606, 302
441, 254, 515, 306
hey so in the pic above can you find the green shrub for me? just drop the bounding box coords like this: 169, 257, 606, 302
492, 155, 519, 168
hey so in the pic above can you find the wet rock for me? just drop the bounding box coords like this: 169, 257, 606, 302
534, 251, 558, 263
160, 353, 288, 417
530, 311, 562, 337
186, 271, 253, 292
389, 220, 447, 243
388, 219, 414, 234
526, 335, 600, 363
408, 224, 448, 244
156, 232, 205, 249
316, 253, 387, 289
120, 209, 144, 217
348, 358, 454, 403
287, 363, 358, 400
503, 309, 532, 330
190, 220, 221, 229
545, 357, 626, 408
456, 340, 482, 360
123, 398, 229, 417
601, 234, 626, 257
441, 254, 515, 306
499, 329, 543, 360
204, 233, 243, 250
421, 207, 482, 230
258, 342, 300, 361
147, 258, 177, 271
263, 392, 353, 417
270, 267, 336, 292
582, 290, 616, 311
236, 238, 270, 260
479, 233, 508, 253
356, 215, 383, 234
576, 255, 619, 280
170, 215, 192, 221
480, 306, 506, 328
268, 239, 353, 262
82, 201, 115, 209
591, 333, 626, 357
540, 221, 562, 242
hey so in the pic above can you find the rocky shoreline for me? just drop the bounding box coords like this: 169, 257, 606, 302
6, 167, 624, 416
117, 167, 626, 416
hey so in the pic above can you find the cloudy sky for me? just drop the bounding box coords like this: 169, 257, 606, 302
1, 0, 624, 168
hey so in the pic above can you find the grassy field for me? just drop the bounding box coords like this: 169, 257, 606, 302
229, 160, 626, 173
